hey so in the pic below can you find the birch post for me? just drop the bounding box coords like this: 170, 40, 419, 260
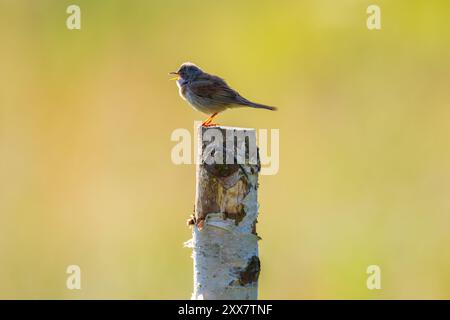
187, 126, 261, 300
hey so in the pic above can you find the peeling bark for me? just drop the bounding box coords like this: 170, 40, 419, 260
239, 256, 261, 286
186, 126, 261, 300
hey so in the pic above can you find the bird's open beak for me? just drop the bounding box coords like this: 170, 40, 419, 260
169, 71, 180, 80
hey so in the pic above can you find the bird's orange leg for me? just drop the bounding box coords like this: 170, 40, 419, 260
201, 112, 219, 127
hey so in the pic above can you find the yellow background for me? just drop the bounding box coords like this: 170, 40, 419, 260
1, 0, 450, 299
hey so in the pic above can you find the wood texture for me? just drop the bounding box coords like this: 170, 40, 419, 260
187, 126, 261, 300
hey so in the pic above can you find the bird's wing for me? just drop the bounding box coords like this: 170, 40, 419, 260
189, 75, 243, 104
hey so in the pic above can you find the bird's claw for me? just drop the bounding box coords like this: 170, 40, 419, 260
202, 122, 218, 127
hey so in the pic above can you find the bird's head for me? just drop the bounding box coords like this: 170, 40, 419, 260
170, 62, 203, 81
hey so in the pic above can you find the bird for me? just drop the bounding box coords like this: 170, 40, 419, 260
170, 62, 276, 127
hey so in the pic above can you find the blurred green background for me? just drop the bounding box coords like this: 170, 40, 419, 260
1, 0, 450, 299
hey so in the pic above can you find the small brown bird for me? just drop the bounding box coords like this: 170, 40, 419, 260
170, 62, 276, 126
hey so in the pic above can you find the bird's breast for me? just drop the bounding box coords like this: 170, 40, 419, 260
177, 79, 186, 100
177, 81, 196, 106
176, 79, 188, 100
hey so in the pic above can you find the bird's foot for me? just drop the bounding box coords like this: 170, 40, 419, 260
201, 112, 219, 127
202, 122, 218, 127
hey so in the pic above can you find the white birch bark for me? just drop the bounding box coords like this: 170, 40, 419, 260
186, 126, 261, 300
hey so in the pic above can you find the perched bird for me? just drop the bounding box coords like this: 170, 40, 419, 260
170, 62, 276, 126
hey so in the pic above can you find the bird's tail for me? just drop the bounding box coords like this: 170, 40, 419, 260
241, 100, 277, 111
